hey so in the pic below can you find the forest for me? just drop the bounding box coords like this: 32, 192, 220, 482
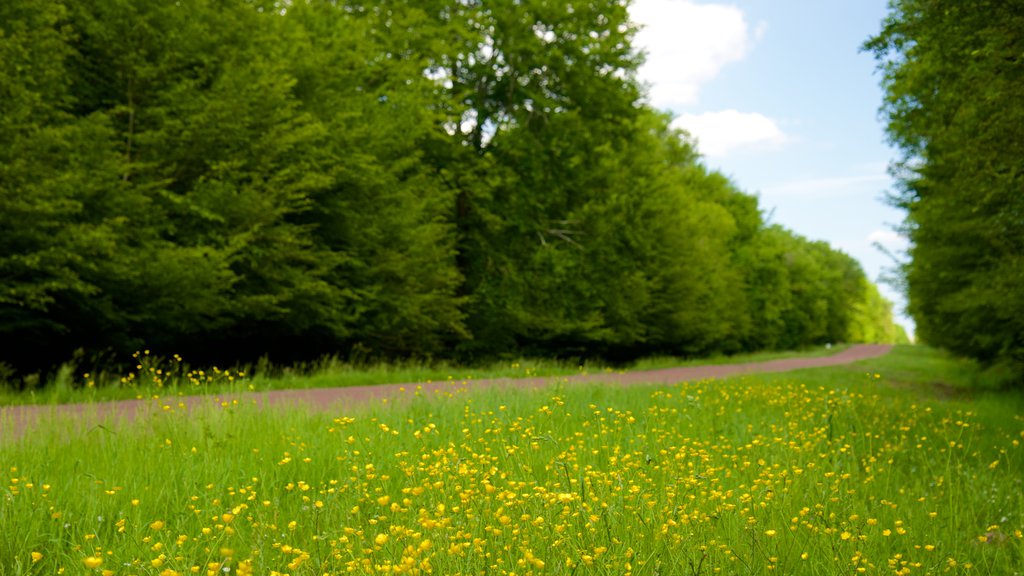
866, 0, 1023, 383
0, 0, 907, 379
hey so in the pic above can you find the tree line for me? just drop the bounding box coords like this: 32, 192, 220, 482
0, 0, 906, 379
866, 1, 1022, 382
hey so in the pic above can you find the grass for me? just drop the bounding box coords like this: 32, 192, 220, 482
0, 344, 850, 407
1, 345, 1021, 575
626, 343, 853, 372
838, 345, 1020, 394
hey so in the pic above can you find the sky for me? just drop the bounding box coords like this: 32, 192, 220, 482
629, 0, 914, 336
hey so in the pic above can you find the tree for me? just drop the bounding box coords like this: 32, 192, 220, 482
865, 1, 1024, 376
0, 0, 135, 373
416, 0, 649, 359
849, 280, 909, 345
279, 0, 466, 357
0, 0, 906, 379
58, 0, 346, 363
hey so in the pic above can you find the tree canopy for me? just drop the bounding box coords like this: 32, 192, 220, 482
0, 0, 904, 379
865, 0, 1023, 379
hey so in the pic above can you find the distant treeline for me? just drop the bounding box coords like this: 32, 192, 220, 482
0, 0, 906, 377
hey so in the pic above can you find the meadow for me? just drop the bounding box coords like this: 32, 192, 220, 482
1, 346, 1021, 575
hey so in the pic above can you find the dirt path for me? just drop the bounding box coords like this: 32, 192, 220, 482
1, 344, 891, 441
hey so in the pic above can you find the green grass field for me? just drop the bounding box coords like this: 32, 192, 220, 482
2, 345, 1021, 575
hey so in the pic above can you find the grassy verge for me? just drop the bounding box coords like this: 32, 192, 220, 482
842, 344, 1020, 394
627, 343, 853, 371
0, 344, 850, 407
2, 345, 1021, 575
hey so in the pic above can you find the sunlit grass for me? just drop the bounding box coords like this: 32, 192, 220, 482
2, 346, 1021, 575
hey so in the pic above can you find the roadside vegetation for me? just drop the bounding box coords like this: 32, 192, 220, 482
866, 1, 1024, 383
2, 345, 1021, 575
1, 0, 906, 386
0, 345, 852, 407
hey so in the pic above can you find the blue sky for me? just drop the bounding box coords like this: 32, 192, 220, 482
630, 0, 914, 335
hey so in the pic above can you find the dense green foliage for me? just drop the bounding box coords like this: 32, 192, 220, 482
865, 1, 1023, 380
1, 0, 902, 378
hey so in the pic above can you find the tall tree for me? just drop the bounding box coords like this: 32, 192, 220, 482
0, 0, 907, 379
60, 0, 346, 362
866, 1, 1024, 375
279, 0, 466, 357
419, 0, 652, 358
0, 0, 135, 373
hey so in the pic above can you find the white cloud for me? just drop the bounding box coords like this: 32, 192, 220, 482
672, 109, 785, 157
630, 2, 785, 159
632, 0, 761, 108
